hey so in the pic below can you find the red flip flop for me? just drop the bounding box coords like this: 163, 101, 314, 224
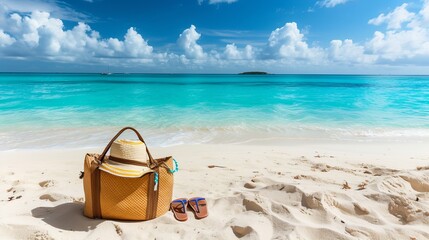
188, 197, 208, 219
170, 198, 188, 221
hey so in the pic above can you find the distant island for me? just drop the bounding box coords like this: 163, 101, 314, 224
239, 71, 268, 75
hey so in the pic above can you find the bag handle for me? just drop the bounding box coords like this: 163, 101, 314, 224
98, 127, 155, 167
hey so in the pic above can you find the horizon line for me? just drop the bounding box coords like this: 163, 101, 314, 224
1, 72, 429, 76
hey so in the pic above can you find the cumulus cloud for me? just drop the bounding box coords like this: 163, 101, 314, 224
123, 28, 153, 57
0, 10, 154, 62
326, 1, 429, 65
368, 3, 415, 29
366, 1, 429, 62
178, 25, 206, 59
266, 22, 324, 61
317, 0, 349, 8
367, 29, 429, 61
0, 30, 15, 47
329, 39, 376, 64
2, 1, 429, 73
224, 43, 254, 60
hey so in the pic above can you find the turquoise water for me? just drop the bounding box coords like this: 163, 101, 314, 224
1, 73, 429, 149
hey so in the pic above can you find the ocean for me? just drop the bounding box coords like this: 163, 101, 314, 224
1, 73, 428, 149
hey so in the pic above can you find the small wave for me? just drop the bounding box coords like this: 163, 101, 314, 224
1, 125, 429, 150
344, 128, 429, 137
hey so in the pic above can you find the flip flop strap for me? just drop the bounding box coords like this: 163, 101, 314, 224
172, 199, 187, 213
190, 198, 205, 213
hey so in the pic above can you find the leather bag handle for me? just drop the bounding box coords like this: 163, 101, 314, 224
98, 127, 155, 167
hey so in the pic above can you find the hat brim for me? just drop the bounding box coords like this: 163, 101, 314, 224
99, 158, 153, 178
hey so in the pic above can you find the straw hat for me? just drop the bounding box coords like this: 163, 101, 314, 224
99, 139, 152, 178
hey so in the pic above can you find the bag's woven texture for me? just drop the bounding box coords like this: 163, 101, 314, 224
100, 171, 151, 220
83, 153, 174, 220
83, 154, 95, 218
154, 157, 174, 217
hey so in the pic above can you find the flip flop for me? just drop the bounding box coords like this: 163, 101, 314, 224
170, 198, 188, 221
188, 197, 208, 219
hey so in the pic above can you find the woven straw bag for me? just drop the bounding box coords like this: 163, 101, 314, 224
83, 127, 176, 220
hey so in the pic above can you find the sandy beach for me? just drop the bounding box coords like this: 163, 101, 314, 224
1, 141, 428, 240
2, 0, 429, 239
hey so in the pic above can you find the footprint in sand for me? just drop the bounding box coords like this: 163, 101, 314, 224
400, 175, 429, 192
243, 198, 266, 213
39, 193, 70, 202
244, 177, 279, 190
301, 192, 323, 210
353, 203, 370, 215
228, 213, 273, 239
244, 182, 257, 189
39, 194, 58, 202
231, 226, 254, 238
39, 180, 55, 188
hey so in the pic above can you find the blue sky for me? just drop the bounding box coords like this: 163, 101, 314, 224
0, 0, 429, 73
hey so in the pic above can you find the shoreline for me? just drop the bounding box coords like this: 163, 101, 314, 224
2, 125, 429, 151
1, 142, 428, 239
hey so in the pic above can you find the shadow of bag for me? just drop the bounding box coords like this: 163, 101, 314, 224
83, 127, 175, 220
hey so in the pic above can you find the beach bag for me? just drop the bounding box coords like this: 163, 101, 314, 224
83, 127, 177, 220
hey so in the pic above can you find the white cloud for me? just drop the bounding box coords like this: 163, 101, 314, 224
326, 1, 429, 66
266, 22, 324, 61
224, 43, 254, 60
329, 39, 376, 64
123, 28, 153, 57
224, 43, 240, 59
0, 30, 15, 47
0, 0, 88, 22
3, 2, 429, 73
367, 29, 429, 61
242, 45, 254, 59
421, 0, 429, 22
317, 0, 349, 8
178, 25, 206, 59
368, 3, 415, 29
0, 10, 154, 61
366, 1, 429, 62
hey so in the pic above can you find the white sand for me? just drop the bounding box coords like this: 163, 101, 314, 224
1, 141, 428, 240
